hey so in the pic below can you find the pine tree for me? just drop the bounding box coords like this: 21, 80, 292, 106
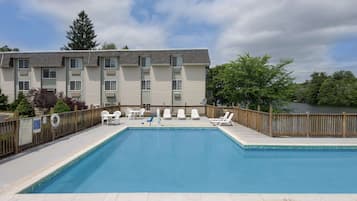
64, 10, 98, 50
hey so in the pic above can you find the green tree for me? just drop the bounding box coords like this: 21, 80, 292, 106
206, 65, 227, 105
63, 10, 98, 50
0, 88, 8, 110
0, 45, 19, 52
101, 42, 117, 50
318, 71, 357, 106
211, 54, 294, 111
53, 99, 71, 113
122, 45, 129, 49
15, 98, 34, 117
305, 72, 328, 104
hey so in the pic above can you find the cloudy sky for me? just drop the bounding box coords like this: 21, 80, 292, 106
1, 0, 357, 82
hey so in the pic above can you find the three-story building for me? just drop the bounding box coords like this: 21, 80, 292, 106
0, 49, 210, 110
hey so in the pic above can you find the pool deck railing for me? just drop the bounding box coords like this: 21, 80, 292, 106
0, 104, 206, 159
206, 105, 357, 137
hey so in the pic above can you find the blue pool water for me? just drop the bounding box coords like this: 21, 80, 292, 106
24, 128, 357, 193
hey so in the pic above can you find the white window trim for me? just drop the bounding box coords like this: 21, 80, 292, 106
69, 80, 82, 91
141, 80, 151, 91
18, 80, 30, 91
171, 55, 183, 67
172, 79, 182, 91
103, 57, 118, 69
104, 80, 117, 91
69, 58, 83, 69
42, 68, 56, 79
17, 59, 29, 69
140, 56, 151, 68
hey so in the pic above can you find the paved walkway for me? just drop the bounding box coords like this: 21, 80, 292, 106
1, 117, 357, 200
221, 122, 357, 147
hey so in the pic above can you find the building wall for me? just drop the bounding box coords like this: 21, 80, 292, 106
151, 66, 172, 105
56, 67, 66, 96
181, 65, 206, 105
119, 66, 141, 105
31, 68, 41, 89
0, 68, 15, 102
84, 67, 101, 106
0, 50, 209, 108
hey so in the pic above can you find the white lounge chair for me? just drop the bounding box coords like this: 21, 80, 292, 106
139, 108, 145, 118
163, 108, 172, 120
111, 111, 121, 125
177, 109, 186, 120
209, 112, 229, 122
213, 113, 234, 126
101, 110, 110, 125
191, 109, 200, 120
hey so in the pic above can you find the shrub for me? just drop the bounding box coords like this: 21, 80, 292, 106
29, 89, 58, 111
15, 98, 34, 117
0, 88, 8, 111
53, 99, 71, 113
9, 92, 26, 111
63, 97, 87, 111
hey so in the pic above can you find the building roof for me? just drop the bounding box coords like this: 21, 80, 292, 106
0, 49, 210, 68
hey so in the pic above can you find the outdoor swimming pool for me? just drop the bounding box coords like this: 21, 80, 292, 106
23, 127, 357, 193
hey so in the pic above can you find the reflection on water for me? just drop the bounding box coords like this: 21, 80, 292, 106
286, 102, 357, 113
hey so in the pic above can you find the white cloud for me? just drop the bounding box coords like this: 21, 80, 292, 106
155, 0, 357, 82
9, 0, 357, 81
19, 0, 167, 48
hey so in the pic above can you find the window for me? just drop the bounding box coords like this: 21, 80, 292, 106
104, 80, 117, 91
172, 80, 182, 90
19, 81, 30, 91
70, 58, 83, 69
69, 81, 81, 91
140, 56, 151, 67
18, 59, 29, 69
141, 80, 151, 90
171, 56, 183, 67
43, 68, 56, 79
104, 57, 117, 68
143, 104, 150, 110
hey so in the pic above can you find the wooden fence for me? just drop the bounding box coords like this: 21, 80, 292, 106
0, 104, 205, 158
205, 105, 357, 138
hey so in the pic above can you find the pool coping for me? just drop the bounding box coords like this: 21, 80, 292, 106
10, 126, 357, 194
2, 125, 357, 200
2, 126, 128, 195
219, 126, 357, 150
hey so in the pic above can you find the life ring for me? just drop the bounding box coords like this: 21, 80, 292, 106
51, 113, 60, 128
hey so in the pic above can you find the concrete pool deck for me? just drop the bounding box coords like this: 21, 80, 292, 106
1, 117, 357, 201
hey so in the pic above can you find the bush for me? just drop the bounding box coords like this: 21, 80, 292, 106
29, 89, 58, 110
15, 98, 34, 117
9, 92, 26, 111
0, 88, 8, 111
63, 97, 87, 111
53, 99, 71, 113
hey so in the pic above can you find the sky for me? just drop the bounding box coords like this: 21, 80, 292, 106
1, 0, 357, 82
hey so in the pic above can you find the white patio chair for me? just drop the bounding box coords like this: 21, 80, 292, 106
112, 111, 121, 125
209, 112, 229, 122
177, 109, 186, 120
213, 113, 234, 126
126, 108, 133, 119
139, 108, 146, 118
191, 109, 200, 120
101, 110, 110, 125
163, 108, 172, 120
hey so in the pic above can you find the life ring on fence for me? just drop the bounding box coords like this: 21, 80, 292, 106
50, 113, 60, 128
